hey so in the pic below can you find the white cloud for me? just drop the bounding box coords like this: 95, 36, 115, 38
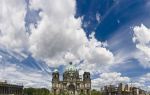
133, 24, 150, 68
76, 33, 114, 74
28, 0, 114, 73
0, 0, 116, 88
139, 73, 150, 84
0, 63, 51, 89
0, 0, 29, 53
130, 73, 150, 91
28, 0, 87, 67
92, 72, 130, 90
0, 0, 115, 76
96, 12, 101, 23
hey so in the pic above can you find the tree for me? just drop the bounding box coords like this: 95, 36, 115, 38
24, 88, 51, 95
91, 89, 102, 95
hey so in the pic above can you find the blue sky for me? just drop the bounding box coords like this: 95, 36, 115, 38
0, 0, 150, 91
76, 0, 150, 88
76, 0, 150, 77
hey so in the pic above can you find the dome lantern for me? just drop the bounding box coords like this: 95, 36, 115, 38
65, 62, 77, 72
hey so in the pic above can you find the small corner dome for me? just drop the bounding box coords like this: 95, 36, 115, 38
53, 68, 58, 72
65, 62, 77, 72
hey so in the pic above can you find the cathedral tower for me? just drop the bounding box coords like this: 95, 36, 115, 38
52, 69, 60, 95
83, 72, 91, 95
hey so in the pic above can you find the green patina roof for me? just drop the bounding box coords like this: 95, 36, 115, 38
65, 62, 77, 72
53, 68, 58, 72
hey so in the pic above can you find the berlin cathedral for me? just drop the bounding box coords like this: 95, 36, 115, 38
52, 62, 91, 95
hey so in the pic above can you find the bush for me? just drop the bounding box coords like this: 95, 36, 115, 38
24, 88, 51, 95
91, 89, 102, 95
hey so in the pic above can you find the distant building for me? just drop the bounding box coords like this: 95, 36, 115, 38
52, 62, 91, 95
102, 83, 147, 95
0, 81, 23, 95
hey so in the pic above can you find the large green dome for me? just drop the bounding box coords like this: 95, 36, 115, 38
65, 62, 77, 72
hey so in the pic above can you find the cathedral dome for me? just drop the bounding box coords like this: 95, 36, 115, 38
65, 62, 77, 72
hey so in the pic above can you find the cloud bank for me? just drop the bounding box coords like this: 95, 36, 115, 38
0, 0, 29, 53
0, 0, 115, 88
92, 72, 130, 90
133, 24, 150, 68
0, 63, 51, 88
28, 0, 114, 74
0, 0, 115, 73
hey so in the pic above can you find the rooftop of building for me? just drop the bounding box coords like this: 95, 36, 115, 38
0, 81, 23, 87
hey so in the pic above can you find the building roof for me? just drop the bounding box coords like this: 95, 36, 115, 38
0, 81, 23, 88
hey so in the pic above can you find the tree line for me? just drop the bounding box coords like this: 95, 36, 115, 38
23, 88, 102, 95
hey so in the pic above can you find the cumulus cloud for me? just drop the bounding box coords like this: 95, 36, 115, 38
76, 33, 114, 74
92, 72, 130, 90
0, 0, 115, 88
28, 0, 114, 73
0, 63, 51, 88
0, 0, 115, 76
0, 0, 116, 88
133, 24, 150, 68
0, 0, 29, 53
28, 0, 88, 67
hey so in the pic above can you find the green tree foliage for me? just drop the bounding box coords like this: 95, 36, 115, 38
91, 89, 102, 95
24, 88, 102, 95
24, 88, 51, 95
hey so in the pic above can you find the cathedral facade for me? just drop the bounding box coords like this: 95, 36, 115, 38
52, 62, 91, 95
